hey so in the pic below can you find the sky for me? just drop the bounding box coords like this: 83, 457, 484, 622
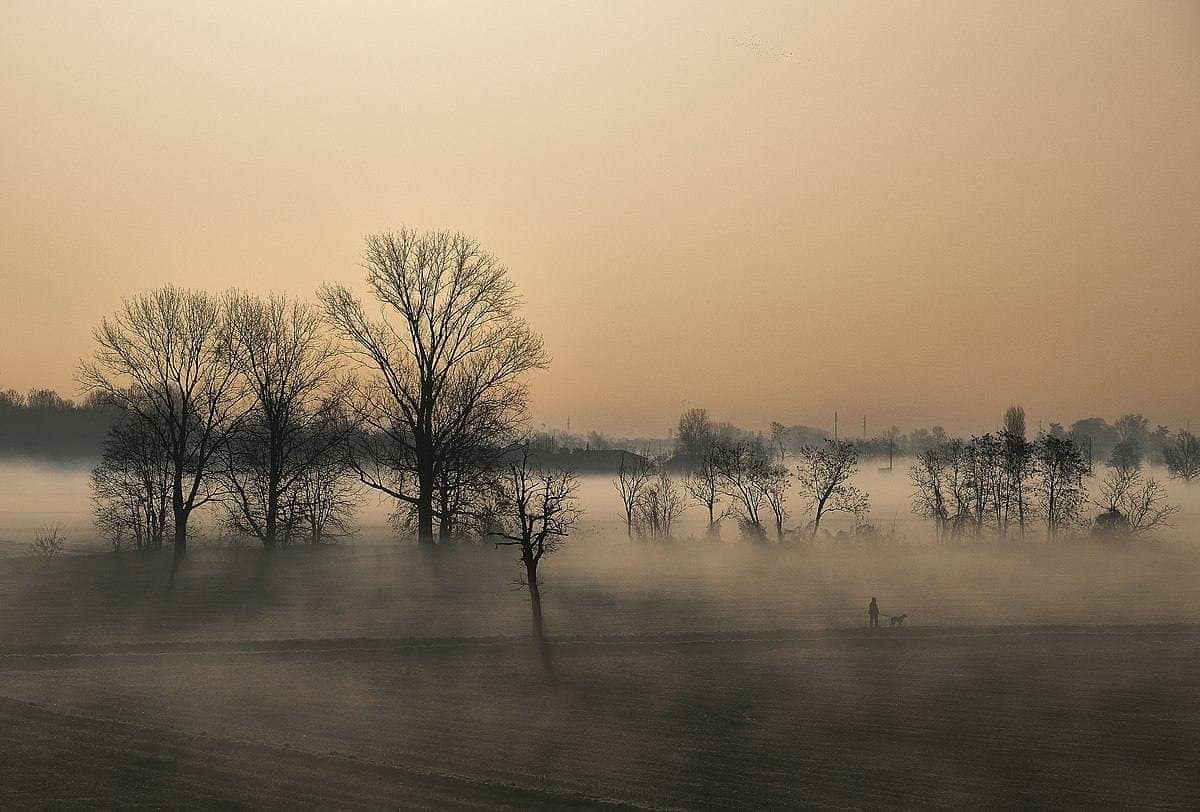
1, 1, 1198, 437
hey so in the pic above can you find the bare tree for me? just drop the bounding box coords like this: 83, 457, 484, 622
763, 464, 790, 541
794, 440, 869, 540
487, 448, 580, 641
1163, 430, 1200, 482
710, 441, 772, 541
222, 293, 347, 548
293, 451, 361, 545
321, 229, 547, 547
614, 453, 654, 540
79, 287, 245, 555
684, 450, 726, 538
91, 410, 172, 552
1095, 468, 1179, 538
634, 469, 686, 541
910, 446, 950, 540
1034, 435, 1088, 540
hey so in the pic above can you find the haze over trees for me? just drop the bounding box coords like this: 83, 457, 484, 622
321, 229, 548, 548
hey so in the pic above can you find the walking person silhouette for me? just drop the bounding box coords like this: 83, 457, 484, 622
868, 597, 880, 628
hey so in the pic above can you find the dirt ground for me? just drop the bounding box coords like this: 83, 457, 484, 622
2, 545, 1199, 808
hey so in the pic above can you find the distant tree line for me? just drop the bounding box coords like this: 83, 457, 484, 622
0, 388, 113, 459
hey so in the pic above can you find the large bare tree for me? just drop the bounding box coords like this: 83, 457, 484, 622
80, 287, 244, 555
222, 292, 347, 548
321, 229, 547, 547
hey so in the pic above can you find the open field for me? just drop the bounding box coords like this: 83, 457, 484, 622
2, 545, 1200, 807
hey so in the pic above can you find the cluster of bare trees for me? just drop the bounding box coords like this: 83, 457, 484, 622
82, 290, 360, 553
911, 429, 1082, 542
616, 436, 870, 544
81, 228, 550, 557
911, 406, 1180, 542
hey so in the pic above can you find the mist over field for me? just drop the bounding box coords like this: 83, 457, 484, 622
3, 0, 1199, 806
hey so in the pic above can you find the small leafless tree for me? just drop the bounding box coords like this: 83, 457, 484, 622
79, 286, 245, 555
1163, 430, 1200, 482
321, 229, 547, 548
487, 449, 580, 641
794, 440, 869, 540
29, 524, 67, 558
684, 451, 726, 538
614, 453, 654, 540
634, 469, 686, 541
1095, 468, 1179, 538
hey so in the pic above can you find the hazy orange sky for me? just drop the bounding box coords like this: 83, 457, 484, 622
1, 1, 1197, 436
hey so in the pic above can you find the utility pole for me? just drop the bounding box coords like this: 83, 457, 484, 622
862, 415, 867, 440
834, 411, 838, 442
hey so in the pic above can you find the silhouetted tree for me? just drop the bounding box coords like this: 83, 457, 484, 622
1095, 468, 1179, 538
910, 446, 951, 541
710, 440, 772, 541
321, 229, 547, 547
80, 287, 245, 555
614, 453, 654, 540
1163, 430, 1200, 482
683, 450, 726, 538
634, 469, 686, 540
763, 463, 790, 541
795, 440, 869, 540
91, 410, 172, 552
487, 448, 580, 642
222, 293, 346, 548
1033, 436, 1088, 540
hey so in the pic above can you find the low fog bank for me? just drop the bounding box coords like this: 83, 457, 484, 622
3, 539, 1200, 651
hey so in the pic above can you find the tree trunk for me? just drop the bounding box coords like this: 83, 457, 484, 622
415, 446, 436, 548
172, 472, 188, 556
526, 559, 544, 642
173, 514, 188, 555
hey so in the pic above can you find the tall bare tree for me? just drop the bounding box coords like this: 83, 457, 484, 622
80, 287, 244, 555
487, 448, 580, 642
684, 450, 726, 538
321, 229, 547, 547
